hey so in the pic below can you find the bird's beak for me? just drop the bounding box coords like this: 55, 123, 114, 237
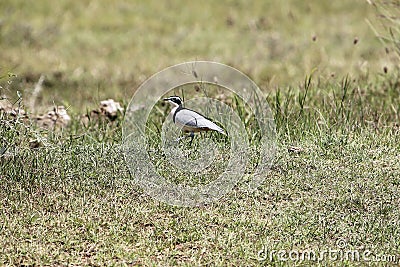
163, 98, 170, 102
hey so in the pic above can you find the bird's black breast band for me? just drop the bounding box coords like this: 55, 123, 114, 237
173, 106, 183, 123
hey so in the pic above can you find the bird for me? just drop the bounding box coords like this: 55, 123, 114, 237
163, 96, 226, 145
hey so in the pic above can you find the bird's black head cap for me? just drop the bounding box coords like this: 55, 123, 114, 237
163, 96, 183, 106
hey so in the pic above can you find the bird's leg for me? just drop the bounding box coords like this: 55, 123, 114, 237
188, 132, 195, 146
174, 132, 195, 145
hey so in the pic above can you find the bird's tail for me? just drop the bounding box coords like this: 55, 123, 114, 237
213, 124, 227, 135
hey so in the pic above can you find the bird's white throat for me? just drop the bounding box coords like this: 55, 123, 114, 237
170, 105, 179, 115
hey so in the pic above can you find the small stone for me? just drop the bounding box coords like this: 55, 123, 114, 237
288, 145, 304, 154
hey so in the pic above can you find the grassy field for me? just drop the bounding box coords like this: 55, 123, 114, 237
1, 0, 400, 266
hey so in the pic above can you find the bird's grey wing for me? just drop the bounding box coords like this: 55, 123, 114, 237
175, 109, 226, 134
174, 109, 203, 127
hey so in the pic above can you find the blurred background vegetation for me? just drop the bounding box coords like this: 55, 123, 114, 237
0, 0, 395, 111
1, 1, 400, 265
